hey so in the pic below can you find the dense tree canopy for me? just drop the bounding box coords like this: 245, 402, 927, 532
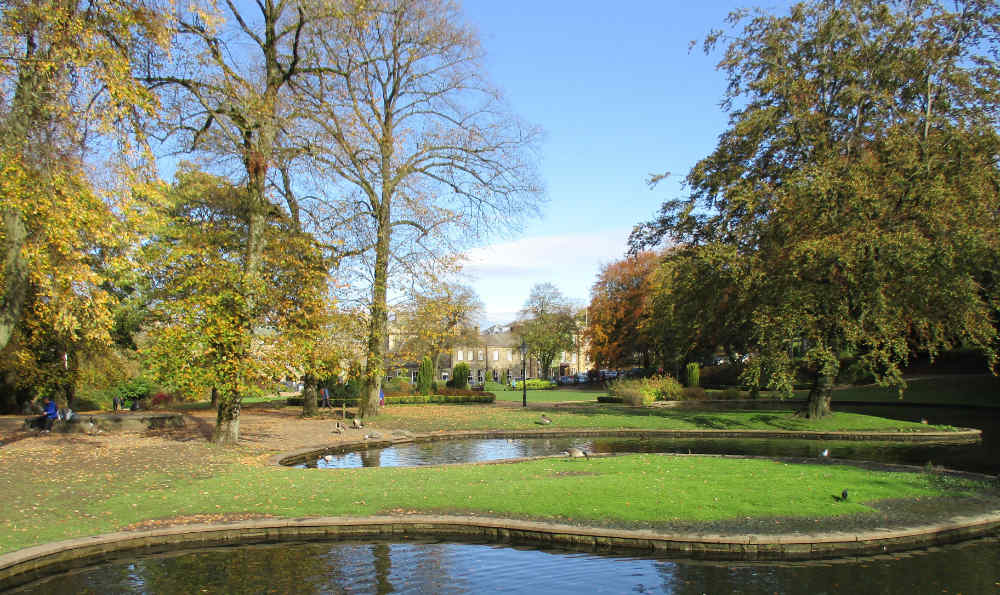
586, 251, 658, 369
632, 0, 1000, 417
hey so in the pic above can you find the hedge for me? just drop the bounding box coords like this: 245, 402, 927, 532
596, 396, 624, 403
287, 392, 495, 407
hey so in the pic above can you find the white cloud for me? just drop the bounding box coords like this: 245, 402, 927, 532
461, 228, 633, 326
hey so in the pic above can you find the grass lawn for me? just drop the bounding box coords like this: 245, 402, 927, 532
491, 386, 607, 403
2, 440, 993, 556
371, 403, 957, 433
833, 375, 1000, 407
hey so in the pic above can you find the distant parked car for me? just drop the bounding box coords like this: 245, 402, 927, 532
557, 376, 574, 385
575, 372, 588, 383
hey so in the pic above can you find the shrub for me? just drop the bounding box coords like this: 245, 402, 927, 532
383, 376, 413, 396
70, 396, 102, 412
653, 376, 683, 400
680, 386, 707, 400
524, 378, 556, 390
608, 375, 682, 404
150, 392, 174, 408
416, 356, 434, 395
700, 364, 741, 388
684, 363, 700, 388
719, 387, 743, 400
451, 363, 470, 389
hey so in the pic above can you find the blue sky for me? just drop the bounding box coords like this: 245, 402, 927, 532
458, 0, 791, 325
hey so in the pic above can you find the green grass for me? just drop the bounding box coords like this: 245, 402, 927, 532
371, 404, 954, 433
2, 446, 990, 555
833, 375, 1000, 407
492, 387, 607, 403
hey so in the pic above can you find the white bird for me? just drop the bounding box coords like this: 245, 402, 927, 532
352, 417, 363, 429
324, 454, 333, 462
820, 449, 829, 457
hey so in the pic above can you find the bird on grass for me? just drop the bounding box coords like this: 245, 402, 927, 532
333, 421, 345, 434
536, 414, 552, 425
352, 417, 363, 429
833, 489, 849, 502
562, 447, 589, 459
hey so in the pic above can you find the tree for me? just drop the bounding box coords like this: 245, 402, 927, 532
0, 1, 169, 410
632, 0, 1000, 417
586, 251, 659, 369
145, 0, 344, 442
416, 355, 433, 395
142, 168, 328, 436
300, 0, 543, 418
451, 362, 469, 389
518, 283, 576, 379
393, 283, 483, 377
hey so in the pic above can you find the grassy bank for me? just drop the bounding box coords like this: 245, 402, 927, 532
833, 375, 1000, 407
371, 404, 955, 433
491, 387, 606, 403
2, 440, 993, 556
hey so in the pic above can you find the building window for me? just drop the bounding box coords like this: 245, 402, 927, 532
478, 351, 483, 360
493, 351, 499, 361
572, 353, 577, 363
507, 351, 512, 361
467, 351, 473, 361
456, 351, 462, 361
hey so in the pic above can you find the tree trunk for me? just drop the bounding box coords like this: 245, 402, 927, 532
210, 386, 218, 407
360, 195, 391, 418
806, 370, 834, 419
301, 372, 318, 417
212, 390, 241, 445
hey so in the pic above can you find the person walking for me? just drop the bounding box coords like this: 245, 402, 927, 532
320, 386, 331, 408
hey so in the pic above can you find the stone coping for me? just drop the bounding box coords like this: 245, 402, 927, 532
273, 427, 982, 467
3, 511, 1000, 589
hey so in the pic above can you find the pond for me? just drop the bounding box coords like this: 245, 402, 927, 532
296, 404, 997, 475
7, 537, 999, 594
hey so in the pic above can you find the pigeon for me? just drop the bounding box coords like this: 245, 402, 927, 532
563, 447, 589, 459
536, 414, 552, 425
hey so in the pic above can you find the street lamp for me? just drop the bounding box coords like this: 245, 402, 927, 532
519, 339, 528, 408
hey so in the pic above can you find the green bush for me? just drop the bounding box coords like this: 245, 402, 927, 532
524, 378, 556, 390
608, 375, 682, 404
450, 363, 470, 389
417, 356, 434, 395
71, 396, 102, 412
719, 387, 743, 400
684, 363, 700, 388
700, 364, 741, 388
653, 376, 683, 400
286, 391, 495, 407
383, 376, 413, 396
680, 386, 707, 400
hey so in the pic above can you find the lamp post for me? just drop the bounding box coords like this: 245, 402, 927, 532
519, 339, 528, 408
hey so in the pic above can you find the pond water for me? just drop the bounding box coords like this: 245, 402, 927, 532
297, 405, 998, 475
8, 537, 1000, 594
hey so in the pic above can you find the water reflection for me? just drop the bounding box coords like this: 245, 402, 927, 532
8, 537, 999, 594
